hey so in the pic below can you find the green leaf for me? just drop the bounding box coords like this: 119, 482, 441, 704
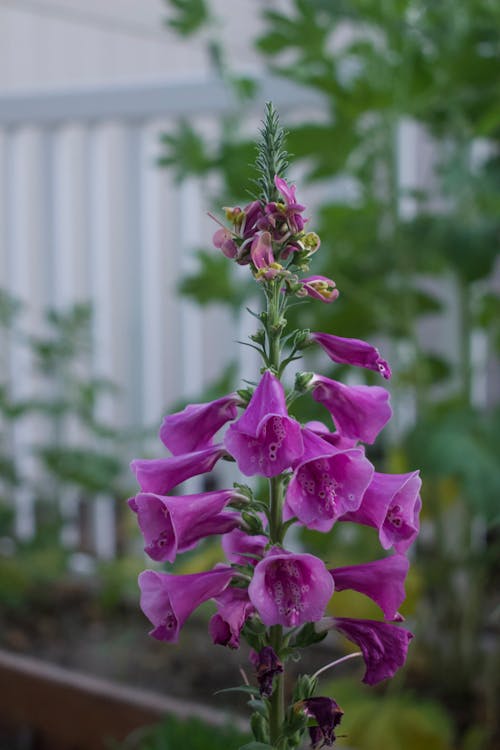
158, 121, 213, 180
165, 0, 209, 37
178, 249, 251, 308
214, 685, 260, 697
239, 743, 275, 750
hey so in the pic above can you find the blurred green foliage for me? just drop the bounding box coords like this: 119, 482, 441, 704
162, 1, 500, 747
114, 715, 250, 750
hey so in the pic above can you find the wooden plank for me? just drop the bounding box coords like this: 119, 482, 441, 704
0, 649, 243, 750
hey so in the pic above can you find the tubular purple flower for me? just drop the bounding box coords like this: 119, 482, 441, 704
222, 526, 268, 566
213, 227, 238, 259
248, 547, 334, 628
224, 371, 303, 477
298, 276, 339, 303
284, 429, 374, 532
273, 175, 307, 233
305, 421, 358, 450
209, 587, 255, 649
139, 566, 234, 644
311, 375, 392, 444
320, 617, 413, 686
159, 393, 239, 456
311, 332, 391, 379
250, 231, 282, 280
129, 489, 240, 563
250, 646, 284, 697
130, 445, 225, 495
342, 471, 422, 552
300, 697, 344, 748
330, 555, 409, 621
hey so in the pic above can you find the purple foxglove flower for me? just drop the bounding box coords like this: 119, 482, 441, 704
273, 175, 307, 233
311, 375, 392, 444
159, 394, 239, 456
213, 227, 238, 258
250, 231, 281, 280
130, 445, 225, 495
248, 547, 334, 627
284, 429, 374, 532
139, 566, 234, 643
305, 421, 358, 450
343, 471, 421, 552
301, 697, 343, 748
249, 646, 284, 697
224, 371, 303, 477
330, 555, 409, 621
241, 200, 263, 239
298, 276, 339, 303
129, 489, 240, 563
209, 587, 255, 649
311, 331, 391, 380
222, 526, 268, 566
322, 617, 413, 686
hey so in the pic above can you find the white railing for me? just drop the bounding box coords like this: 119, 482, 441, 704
0, 75, 322, 559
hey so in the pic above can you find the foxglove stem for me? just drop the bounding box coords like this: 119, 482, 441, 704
312, 651, 363, 681
267, 277, 286, 749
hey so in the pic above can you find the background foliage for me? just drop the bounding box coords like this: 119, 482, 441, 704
160, 1, 500, 748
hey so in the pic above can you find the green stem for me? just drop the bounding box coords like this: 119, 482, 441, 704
457, 274, 471, 404
265, 278, 286, 749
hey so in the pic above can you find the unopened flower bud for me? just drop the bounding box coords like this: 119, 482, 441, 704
294, 371, 314, 393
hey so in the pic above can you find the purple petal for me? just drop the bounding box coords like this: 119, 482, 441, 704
330, 555, 409, 621
311, 331, 391, 379
299, 276, 339, 303
343, 471, 421, 551
209, 587, 255, 649
329, 617, 413, 685
139, 566, 233, 643
159, 394, 239, 455
224, 372, 303, 477
285, 431, 374, 532
248, 547, 334, 627
130, 445, 225, 494
222, 527, 268, 566
312, 375, 392, 444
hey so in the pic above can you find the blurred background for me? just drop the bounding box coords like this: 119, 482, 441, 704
0, 1, 499, 749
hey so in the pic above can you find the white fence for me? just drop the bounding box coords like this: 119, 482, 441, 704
0, 75, 322, 557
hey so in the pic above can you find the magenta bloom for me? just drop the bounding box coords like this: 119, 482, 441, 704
248, 547, 334, 627
311, 375, 392, 444
224, 371, 303, 477
129, 489, 239, 563
343, 471, 422, 552
302, 697, 344, 748
298, 276, 339, 303
222, 526, 268, 566
209, 587, 255, 649
130, 445, 225, 495
272, 175, 307, 233
330, 555, 409, 621
305, 421, 358, 451
159, 394, 239, 456
311, 332, 391, 380
139, 566, 234, 643
323, 617, 413, 686
250, 231, 281, 280
284, 429, 374, 532
213, 227, 238, 259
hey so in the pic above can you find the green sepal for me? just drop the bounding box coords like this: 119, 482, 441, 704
291, 621, 328, 648
251, 712, 270, 743
214, 685, 260, 697
241, 511, 265, 535
292, 674, 318, 702
248, 699, 269, 718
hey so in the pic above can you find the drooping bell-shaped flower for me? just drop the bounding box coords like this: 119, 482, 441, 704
250, 646, 284, 697
311, 332, 391, 380
129, 488, 240, 563
209, 587, 255, 649
284, 429, 374, 532
319, 617, 413, 686
222, 526, 268, 566
330, 555, 409, 621
311, 375, 392, 444
342, 471, 421, 552
300, 697, 344, 748
304, 421, 358, 451
159, 394, 239, 456
224, 371, 303, 477
130, 445, 225, 495
139, 566, 234, 643
298, 276, 339, 303
248, 547, 334, 628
